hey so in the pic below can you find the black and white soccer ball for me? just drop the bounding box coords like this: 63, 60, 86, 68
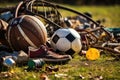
50, 28, 82, 56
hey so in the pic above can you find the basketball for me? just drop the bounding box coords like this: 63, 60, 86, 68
6, 15, 47, 52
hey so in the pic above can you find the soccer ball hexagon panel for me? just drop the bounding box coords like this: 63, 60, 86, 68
50, 28, 82, 56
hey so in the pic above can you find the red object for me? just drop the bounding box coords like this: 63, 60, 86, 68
28, 45, 47, 58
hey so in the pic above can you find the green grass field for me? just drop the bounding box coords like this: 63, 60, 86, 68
0, 3, 120, 80
0, 3, 120, 27
60, 5, 120, 27
1, 54, 120, 80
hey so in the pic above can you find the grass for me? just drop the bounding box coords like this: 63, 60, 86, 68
0, 3, 120, 27
59, 5, 120, 27
1, 54, 120, 80
0, 3, 120, 80
0, 2, 17, 7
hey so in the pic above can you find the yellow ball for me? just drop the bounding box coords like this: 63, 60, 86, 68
86, 48, 100, 60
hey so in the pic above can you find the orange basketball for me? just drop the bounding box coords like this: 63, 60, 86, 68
6, 15, 47, 52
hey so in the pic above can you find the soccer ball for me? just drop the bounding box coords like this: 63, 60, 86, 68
50, 28, 82, 56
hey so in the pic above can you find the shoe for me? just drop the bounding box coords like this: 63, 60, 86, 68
28, 45, 72, 63
28, 45, 47, 58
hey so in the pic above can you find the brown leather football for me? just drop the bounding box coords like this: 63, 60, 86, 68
6, 15, 47, 52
